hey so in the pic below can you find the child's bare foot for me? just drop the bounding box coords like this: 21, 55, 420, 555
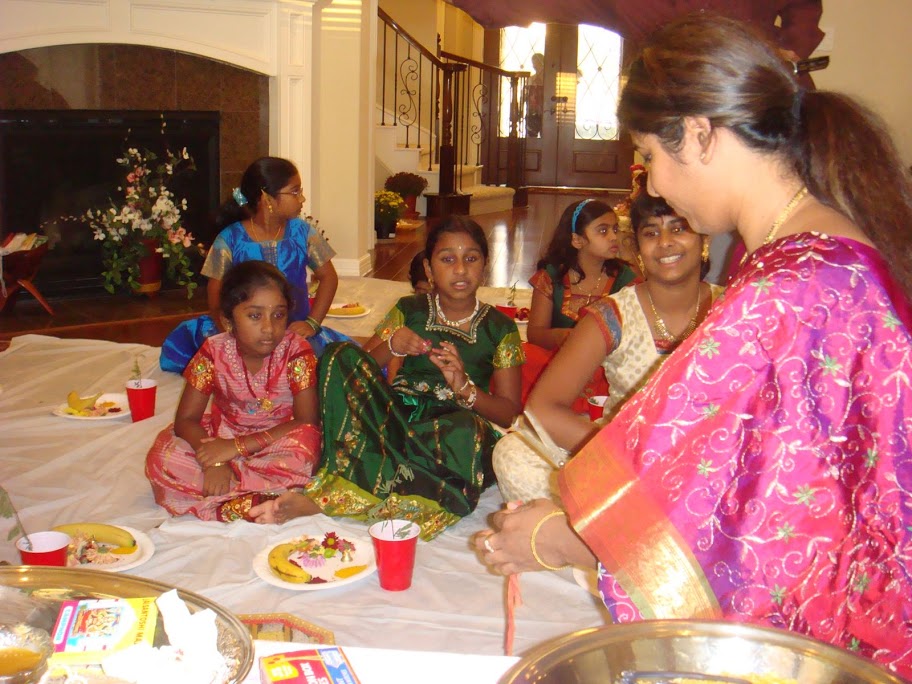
249, 492, 319, 524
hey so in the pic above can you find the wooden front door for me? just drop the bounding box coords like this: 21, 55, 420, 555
510, 23, 633, 190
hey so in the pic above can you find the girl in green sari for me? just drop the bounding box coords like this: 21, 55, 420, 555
250, 216, 524, 539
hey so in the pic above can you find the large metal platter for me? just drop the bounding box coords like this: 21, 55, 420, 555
0, 565, 253, 683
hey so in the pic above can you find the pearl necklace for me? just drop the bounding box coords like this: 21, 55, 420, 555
740, 185, 808, 267
435, 293, 479, 327
646, 284, 703, 343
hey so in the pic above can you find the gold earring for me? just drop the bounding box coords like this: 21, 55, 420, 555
636, 255, 646, 275
701, 240, 710, 263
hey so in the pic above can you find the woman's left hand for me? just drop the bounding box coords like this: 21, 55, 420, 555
289, 320, 317, 338
430, 341, 467, 389
473, 499, 566, 575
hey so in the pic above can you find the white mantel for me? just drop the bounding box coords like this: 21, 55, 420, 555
0, 0, 377, 275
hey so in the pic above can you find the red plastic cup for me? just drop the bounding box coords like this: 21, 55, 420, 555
369, 519, 420, 591
125, 378, 157, 422
17, 531, 71, 566
495, 304, 518, 319
587, 395, 608, 421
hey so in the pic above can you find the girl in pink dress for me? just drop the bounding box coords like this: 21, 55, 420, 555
146, 261, 321, 522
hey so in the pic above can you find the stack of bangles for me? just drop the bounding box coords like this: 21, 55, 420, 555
305, 316, 322, 335
388, 326, 407, 357
456, 375, 477, 409
530, 510, 570, 571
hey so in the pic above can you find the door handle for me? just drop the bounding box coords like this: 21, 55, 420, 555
550, 96, 568, 103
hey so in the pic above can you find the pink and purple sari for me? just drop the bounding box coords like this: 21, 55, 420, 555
560, 233, 912, 677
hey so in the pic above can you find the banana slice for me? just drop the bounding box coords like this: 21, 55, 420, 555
52, 522, 137, 555
328, 303, 366, 316
268, 543, 313, 583
67, 391, 102, 412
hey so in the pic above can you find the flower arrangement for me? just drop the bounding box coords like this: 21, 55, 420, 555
366, 464, 417, 539
384, 171, 428, 198
83, 146, 201, 297
374, 189, 406, 225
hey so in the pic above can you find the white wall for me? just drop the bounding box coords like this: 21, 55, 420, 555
813, 0, 912, 166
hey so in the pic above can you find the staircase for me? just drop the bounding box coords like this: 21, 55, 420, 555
376, 9, 526, 221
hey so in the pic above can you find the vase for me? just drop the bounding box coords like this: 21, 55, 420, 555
136, 238, 164, 297
375, 218, 397, 240
402, 195, 420, 220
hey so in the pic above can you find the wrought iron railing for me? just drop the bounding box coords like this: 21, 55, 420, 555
377, 8, 527, 202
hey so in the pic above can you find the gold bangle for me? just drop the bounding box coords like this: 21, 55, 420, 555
530, 510, 569, 571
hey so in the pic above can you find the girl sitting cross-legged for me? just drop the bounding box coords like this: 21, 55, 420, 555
250, 215, 525, 539
146, 260, 322, 522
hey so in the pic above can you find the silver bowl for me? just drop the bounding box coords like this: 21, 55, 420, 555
501, 621, 909, 683
0, 624, 52, 684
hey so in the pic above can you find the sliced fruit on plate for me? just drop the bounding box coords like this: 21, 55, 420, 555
328, 302, 367, 316
67, 391, 102, 412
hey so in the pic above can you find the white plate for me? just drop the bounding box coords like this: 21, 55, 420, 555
66, 526, 155, 574
325, 304, 372, 320
253, 531, 376, 591
52, 392, 131, 421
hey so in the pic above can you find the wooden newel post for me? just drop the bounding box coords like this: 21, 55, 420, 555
438, 64, 458, 196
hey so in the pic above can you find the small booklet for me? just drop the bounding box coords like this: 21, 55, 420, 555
50, 597, 159, 666
260, 646, 361, 684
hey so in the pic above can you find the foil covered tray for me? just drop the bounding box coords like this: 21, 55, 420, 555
0, 565, 253, 683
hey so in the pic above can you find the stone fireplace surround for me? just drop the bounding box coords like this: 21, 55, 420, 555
1, 0, 376, 278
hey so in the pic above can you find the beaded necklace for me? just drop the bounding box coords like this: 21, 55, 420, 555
435, 293, 479, 327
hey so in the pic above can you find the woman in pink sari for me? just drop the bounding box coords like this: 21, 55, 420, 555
475, 15, 912, 678
146, 261, 321, 522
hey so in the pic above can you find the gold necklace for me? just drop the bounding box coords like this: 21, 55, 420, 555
740, 185, 808, 267
646, 284, 703, 343
250, 218, 282, 242
241, 354, 275, 412
571, 270, 605, 305
435, 294, 479, 327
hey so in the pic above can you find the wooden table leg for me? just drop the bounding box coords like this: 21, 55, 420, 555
17, 278, 55, 315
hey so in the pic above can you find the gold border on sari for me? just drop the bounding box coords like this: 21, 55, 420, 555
560, 438, 722, 620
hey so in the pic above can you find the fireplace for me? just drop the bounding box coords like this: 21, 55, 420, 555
0, 109, 219, 297
0, 43, 270, 299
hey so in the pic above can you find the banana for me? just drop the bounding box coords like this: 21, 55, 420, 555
52, 523, 137, 555
328, 303, 366, 316
268, 543, 312, 583
67, 391, 102, 412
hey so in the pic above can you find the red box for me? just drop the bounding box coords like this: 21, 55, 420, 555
260, 647, 361, 684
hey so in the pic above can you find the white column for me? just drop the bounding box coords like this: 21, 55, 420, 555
313, 0, 377, 276
272, 1, 317, 201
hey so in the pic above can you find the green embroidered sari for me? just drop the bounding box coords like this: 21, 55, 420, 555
306, 294, 524, 540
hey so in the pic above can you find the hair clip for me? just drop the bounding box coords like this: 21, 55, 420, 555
232, 187, 248, 207
571, 199, 595, 234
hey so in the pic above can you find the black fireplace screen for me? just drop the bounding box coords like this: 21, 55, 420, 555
0, 110, 219, 298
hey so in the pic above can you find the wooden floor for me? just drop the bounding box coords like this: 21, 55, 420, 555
0, 190, 617, 349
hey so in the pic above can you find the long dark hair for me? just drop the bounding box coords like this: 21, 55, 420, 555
220, 260, 294, 322
537, 199, 623, 281
425, 215, 489, 262
618, 14, 912, 300
213, 157, 299, 231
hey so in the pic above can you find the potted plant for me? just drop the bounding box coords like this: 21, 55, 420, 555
82, 145, 201, 298
374, 190, 406, 240
384, 172, 428, 220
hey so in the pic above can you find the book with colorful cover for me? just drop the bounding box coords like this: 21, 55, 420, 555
50, 597, 159, 665
260, 646, 361, 684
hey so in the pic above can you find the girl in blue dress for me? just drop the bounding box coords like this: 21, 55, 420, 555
160, 157, 350, 372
